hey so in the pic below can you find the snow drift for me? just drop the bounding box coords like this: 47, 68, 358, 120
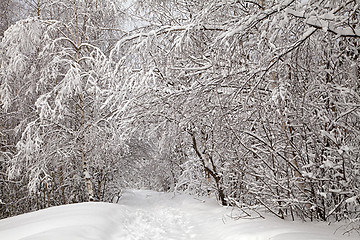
0, 190, 358, 240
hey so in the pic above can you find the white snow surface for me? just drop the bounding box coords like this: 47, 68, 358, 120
0, 189, 358, 240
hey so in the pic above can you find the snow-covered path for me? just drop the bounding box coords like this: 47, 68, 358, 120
111, 190, 196, 239
0, 189, 358, 240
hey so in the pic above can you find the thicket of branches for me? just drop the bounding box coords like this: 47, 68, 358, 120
0, 0, 359, 230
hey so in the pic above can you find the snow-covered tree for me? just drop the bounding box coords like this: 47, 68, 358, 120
104, 0, 360, 223
0, 0, 129, 217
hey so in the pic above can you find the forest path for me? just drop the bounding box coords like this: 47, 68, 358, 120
108, 190, 197, 240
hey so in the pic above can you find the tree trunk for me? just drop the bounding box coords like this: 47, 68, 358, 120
190, 131, 227, 206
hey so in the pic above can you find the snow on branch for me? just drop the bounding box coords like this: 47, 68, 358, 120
305, 17, 360, 38
287, 0, 360, 38
219, 0, 296, 39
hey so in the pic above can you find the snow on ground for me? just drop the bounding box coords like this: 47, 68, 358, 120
0, 189, 358, 240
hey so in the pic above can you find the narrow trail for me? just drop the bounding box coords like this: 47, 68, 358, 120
108, 190, 198, 240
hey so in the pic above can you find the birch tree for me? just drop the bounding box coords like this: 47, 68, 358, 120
0, 0, 128, 216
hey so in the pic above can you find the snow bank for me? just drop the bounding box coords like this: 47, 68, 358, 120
0, 189, 358, 240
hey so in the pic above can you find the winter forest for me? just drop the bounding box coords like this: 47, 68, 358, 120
0, 0, 359, 230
